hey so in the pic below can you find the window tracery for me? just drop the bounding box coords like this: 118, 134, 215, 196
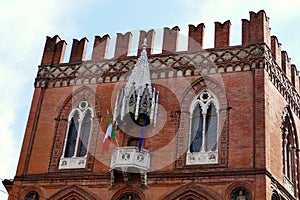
186, 90, 219, 165
59, 101, 93, 169
281, 106, 299, 196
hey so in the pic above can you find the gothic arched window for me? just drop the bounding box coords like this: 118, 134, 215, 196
282, 107, 299, 196
59, 101, 93, 169
25, 191, 40, 200
186, 90, 219, 165
117, 192, 142, 200
230, 187, 251, 200
271, 192, 280, 200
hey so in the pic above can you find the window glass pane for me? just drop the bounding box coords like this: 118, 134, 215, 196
190, 104, 203, 152
78, 110, 92, 157
206, 103, 218, 151
64, 111, 79, 157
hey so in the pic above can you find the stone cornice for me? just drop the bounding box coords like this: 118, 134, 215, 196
14, 168, 267, 183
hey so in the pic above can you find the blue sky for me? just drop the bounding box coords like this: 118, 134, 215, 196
1, 0, 300, 198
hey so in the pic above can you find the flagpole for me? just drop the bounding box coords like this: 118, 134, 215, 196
138, 112, 148, 151
107, 109, 119, 148
113, 121, 120, 148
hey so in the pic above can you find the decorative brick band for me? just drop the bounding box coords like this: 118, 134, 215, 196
264, 45, 300, 118
35, 43, 265, 87
35, 44, 300, 119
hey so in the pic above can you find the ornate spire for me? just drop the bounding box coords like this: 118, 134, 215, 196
124, 38, 152, 98
114, 38, 159, 126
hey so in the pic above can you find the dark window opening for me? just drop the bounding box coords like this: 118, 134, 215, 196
206, 103, 218, 151
118, 192, 142, 200
190, 104, 203, 152
78, 110, 92, 157
25, 191, 40, 200
64, 111, 79, 158
230, 187, 251, 200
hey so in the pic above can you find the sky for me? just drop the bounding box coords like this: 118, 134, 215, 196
1, 0, 300, 198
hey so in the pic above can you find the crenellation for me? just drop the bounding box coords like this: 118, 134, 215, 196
69, 38, 88, 63
241, 19, 250, 45
114, 32, 132, 58
41, 35, 66, 65
188, 23, 205, 51
281, 51, 288, 73
38, 10, 298, 94
52, 40, 67, 65
137, 29, 155, 57
271, 36, 282, 69
281, 51, 292, 80
162, 26, 180, 54
291, 64, 298, 89
214, 20, 231, 49
248, 10, 271, 46
92, 34, 110, 61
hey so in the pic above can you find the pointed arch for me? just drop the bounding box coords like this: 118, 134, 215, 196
271, 191, 280, 200
49, 185, 99, 200
225, 181, 254, 200
161, 183, 223, 200
189, 89, 219, 154
111, 186, 147, 200
56, 85, 101, 120
175, 76, 229, 168
20, 185, 44, 200
49, 85, 101, 172
281, 105, 299, 197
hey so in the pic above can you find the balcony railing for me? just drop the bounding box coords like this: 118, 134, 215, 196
110, 146, 151, 172
110, 147, 151, 186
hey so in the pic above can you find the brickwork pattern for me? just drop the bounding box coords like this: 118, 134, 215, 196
6, 10, 300, 200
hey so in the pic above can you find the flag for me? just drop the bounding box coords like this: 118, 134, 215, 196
102, 113, 116, 152
138, 113, 148, 151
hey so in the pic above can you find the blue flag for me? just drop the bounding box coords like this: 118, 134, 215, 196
138, 113, 148, 151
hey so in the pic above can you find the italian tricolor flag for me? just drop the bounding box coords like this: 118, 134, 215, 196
102, 116, 116, 152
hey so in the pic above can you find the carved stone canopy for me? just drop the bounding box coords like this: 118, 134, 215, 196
114, 39, 159, 126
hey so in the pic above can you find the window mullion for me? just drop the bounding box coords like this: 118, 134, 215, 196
188, 111, 193, 153
201, 112, 207, 152
284, 139, 288, 176
73, 115, 83, 157
288, 144, 292, 179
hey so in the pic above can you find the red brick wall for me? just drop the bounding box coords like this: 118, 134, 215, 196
15, 88, 42, 176
12, 68, 270, 198
10, 9, 300, 198
222, 70, 255, 168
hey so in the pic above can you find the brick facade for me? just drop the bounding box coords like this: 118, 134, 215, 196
3, 10, 300, 200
